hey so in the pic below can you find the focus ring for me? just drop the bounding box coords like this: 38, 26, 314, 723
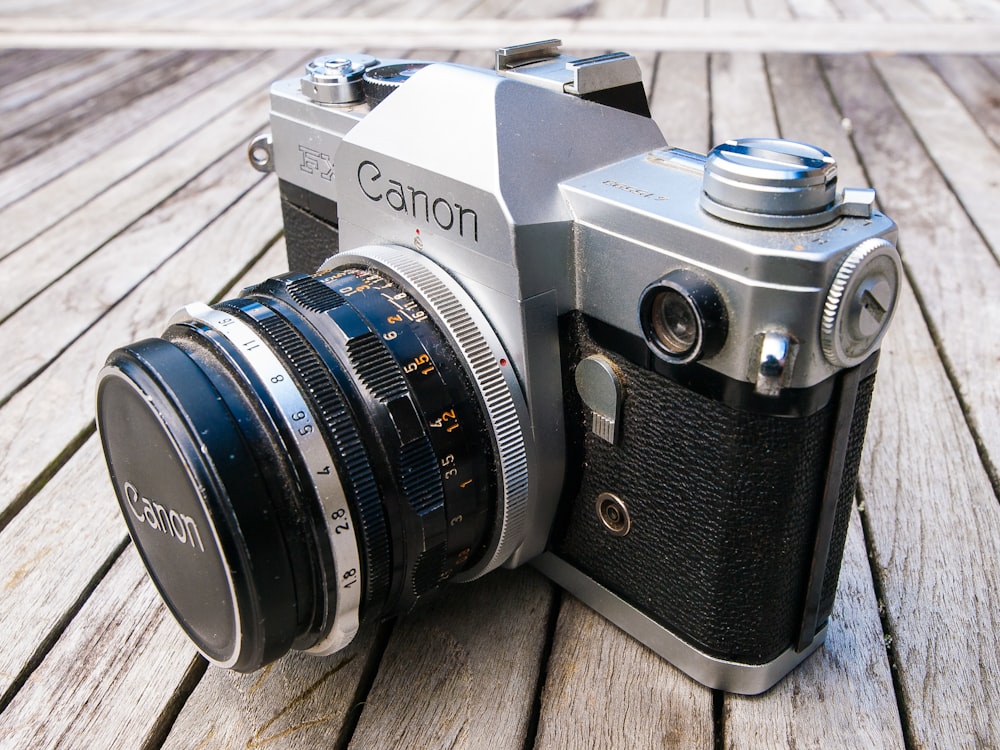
182, 303, 365, 656
217, 296, 392, 635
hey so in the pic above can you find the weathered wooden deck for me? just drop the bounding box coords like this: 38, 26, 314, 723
1, 1, 999, 748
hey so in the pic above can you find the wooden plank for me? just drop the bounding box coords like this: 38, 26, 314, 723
822, 53, 1000, 494
0, 48, 269, 211
823, 52, 1000, 750
594, 0, 662, 84
0, 237, 281, 706
162, 634, 381, 749
0, 170, 283, 520
0, 48, 86, 89
858, 281, 1000, 750
714, 50, 904, 746
665, 0, 707, 17
872, 54, 1000, 256
0, 547, 201, 749
708, 0, 780, 146
0, 48, 131, 113
653, 0, 710, 152
0, 437, 125, 700
710, 50, 777, 146
0, 237, 286, 728
747, 0, 794, 17
650, 52, 710, 153
725, 511, 905, 748
0, 140, 268, 403
0, 52, 302, 322
0, 48, 306, 263
783, 0, 841, 19
0, 52, 195, 173
0, 49, 193, 165
534, 595, 714, 749
966, 0, 1000, 19
926, 54, 1000, 149
347, 569, 553, 749
766, 52, 867, 188
828, 0, 883, 18
854, 0, 928, 20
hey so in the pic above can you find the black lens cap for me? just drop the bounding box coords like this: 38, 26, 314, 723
97, 338, 306, 671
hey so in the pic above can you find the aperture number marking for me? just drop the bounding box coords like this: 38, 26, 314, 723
429, 408, 460, 432
331, 507, 352, 536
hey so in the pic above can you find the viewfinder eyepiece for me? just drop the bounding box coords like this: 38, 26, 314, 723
639, 271, 728, 364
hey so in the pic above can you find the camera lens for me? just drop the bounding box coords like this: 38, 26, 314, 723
96, 246, 529, 671
639, 270, 728, 364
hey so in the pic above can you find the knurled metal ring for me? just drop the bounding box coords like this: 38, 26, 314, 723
326, 247, 531, 581
821, 238, 901, 367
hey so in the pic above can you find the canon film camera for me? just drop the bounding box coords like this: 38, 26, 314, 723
96, 41, 900, 694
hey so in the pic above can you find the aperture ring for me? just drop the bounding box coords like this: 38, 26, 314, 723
316, 268, 495, 584
181, 303, 363, 654
326, 247, 531, 580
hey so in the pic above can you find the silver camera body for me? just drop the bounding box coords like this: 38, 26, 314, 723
249, 41, 899, 693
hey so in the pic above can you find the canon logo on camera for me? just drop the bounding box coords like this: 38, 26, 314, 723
123, 481, 205, 553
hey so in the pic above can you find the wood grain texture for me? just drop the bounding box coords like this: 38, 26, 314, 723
0, 173, 282, 518
0, 547, 199, 750
0, 50, 207, 207
1, 3, 999, 743
925, 54, 1000, 151
873, 54, 1000, 258
709, 50, 778, 145
0, 236, 289, 708
0, 64, 274, 320
822, 53, 1000, 489
0, 48, 305, 263
162, 636, 378, 750
725, 511, 905, 749
0, 141, 267, 400
856, 279, 1000, 749
0, 49, 130, 116
0, 437, 124, 701
650, 52, 710, 153
348, 569, 553, 750
0, 49, 192, 156
716, 49, 906, 747
534, 595, 714, 749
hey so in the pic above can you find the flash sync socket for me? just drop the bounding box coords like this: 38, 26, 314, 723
596, 492, 631, 536
639, 271, 728, 364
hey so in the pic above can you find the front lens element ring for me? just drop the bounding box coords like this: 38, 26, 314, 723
180, 302, 363, 654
